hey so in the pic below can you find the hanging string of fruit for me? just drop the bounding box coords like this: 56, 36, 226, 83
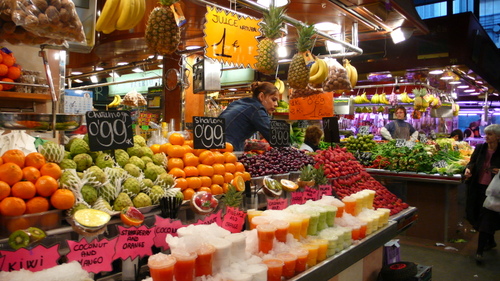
145, 0, 181, 55
255, 5, 286, 76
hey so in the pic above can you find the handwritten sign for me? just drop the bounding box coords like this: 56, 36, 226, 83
85, 111, 134, 151
289, 92, 333, 120
291, 191, 304, 205
419, 134, 428, 143
204, 6, 261, 67
0, 244, 60, 272
304, 186, 319, 201
113, 225, 155, 260
153, 216, 186, 250
193, 116, 225, 149
269, 120, 290, 147
194, 210, 223, 226
322, 116, 340, 143
66, 237, 117, 274
221, 206, 246, 233
319, 184, 333, 197
266, 197, 288, 210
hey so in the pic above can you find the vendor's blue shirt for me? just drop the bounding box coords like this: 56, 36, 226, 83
218, 97, 271, 151
384, 119, 416, 139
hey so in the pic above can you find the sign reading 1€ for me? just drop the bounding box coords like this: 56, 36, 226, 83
204, 6, 261, 67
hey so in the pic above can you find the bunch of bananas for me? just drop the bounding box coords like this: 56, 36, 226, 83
343, 59, 358, 88
353, 92, 370, 104
108, 95, 122, 108
274, 78, 285, 94
369, 93, 391, 104
95, 0, 146, 34
400, 92, 414, 103
309, 58, 328, 86
429, 95, 442, 109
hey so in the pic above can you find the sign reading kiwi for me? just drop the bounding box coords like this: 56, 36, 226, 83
322, 116, 340, 143
193, 116, 225, 149
85, 111, 134, 151
269, 120, 290, 147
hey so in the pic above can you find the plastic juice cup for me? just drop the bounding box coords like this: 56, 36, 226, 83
335, 204, 345, 217
195, 243, 215, 277
366, 190, 376, 209
291, 247, 309, 273
148, 253, 176, 281
257, 223, 277, 254
172, 251, 197, 281
247, 209, 263, 230
211, 237, 232, 273
271, 220, 290, 243
302, 243, 320, 267
311, 239, 329, 262
263, 258, 284, 281
251, 215, 270, 230
378, 208, 391, 225
298, 214, 310, 238
287, 217, 302, 240
351, 225, 361, 240
246, 264, 268, 281
352, 193, 364, 215
342, 196, 356, 215
276, 252, 298, 279
305, 211, 320, 236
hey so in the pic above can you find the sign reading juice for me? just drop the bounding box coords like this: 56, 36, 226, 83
204, 6, 261, 67
289, 92, 334, 120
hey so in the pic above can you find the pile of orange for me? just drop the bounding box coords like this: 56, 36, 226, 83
0, 51, 21, 91
152, 133, 251, 200
0, 149, 75, 232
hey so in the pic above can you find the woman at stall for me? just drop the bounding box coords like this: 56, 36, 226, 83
464, 121, 481, 139
380, 105, 418, 141
218, 81, 279, 152
450, 129, 464, 141
463, 124, 500, 263
299, 125, 323, 152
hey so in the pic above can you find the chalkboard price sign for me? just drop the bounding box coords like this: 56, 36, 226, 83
193, 116, 225, 149
269, 120, 290, 147
322, 117, 340, 143
85, 111, 134, 151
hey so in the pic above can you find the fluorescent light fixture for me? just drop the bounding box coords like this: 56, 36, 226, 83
469, 92, 480, 95
74, 79, 83, 83
90, 75, 98, 83
278, 45, 288, 58
227, 88, 238, 91
429, 69, 444, 75
448, 81, 461, 84
95, 67, 104, 71
71, 71, 82, 75
256, 0, 288, 7
185, 46, 201, 51
390, 27, 414, 44
326, 40, 343, 52
158, 64, 163, 68
117, 62, 128, 66
457, 85, 469, 89
314, 22, 339, 32
451, 92, 457, 99
110, 71, 120, 78
132, 67, 144, 73
463, 89, 475, 92
157, 55, 163, 60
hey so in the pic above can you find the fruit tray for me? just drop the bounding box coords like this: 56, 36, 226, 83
0, 113, 84, 131
0, 209, 63, 238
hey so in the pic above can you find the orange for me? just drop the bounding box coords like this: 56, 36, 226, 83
167, 157, 184, 170
0, 84, 3, 91
233, 171, 244, 179
1, 78, 14, 90
224, 172, 234, 183
198, 164, 214, 177
120, 211, 144, 226
39, 163, 62, 180
225, 163, 236, 174
168, 167, 186, 178
186, 176, 202, 190
193, 148, 207, 157
223, 152, 238, 163
200, 176, 212, 187
242, 171, 252, 182
150, 144, 161, 154
50, 188, 75, 210
25, 196, 50, 214
182, 188, 195, 201
222, 183, 230, 193
2, 149, 26, 168
175, 178, 188, 190
169, 132, 185, 145
210, 184, 223, 195
22, 166, 41, 184
0, 180, 10, 200
24, 152, 46, 169
183, 153, 199, 166
35, 175, 59, 197
166, 144, 186, 158
211, 174, 225, 185
0, 163, 23, 185
11, 181, 36, 199
7, 66, 21, 80
231, 175, 246, 192
184, 140, 194, 148
199, 186, 211, 193
223, 142, 234, 153
0, 197, 26, 216
213, 151, 225, 164
199, 151, 216, 165
160, 143, 172, 155
0, 64, 8, 76
6, 217, 31, 233
40, 212, 60, 228
1, 53, 15, 67
212, 163, 226, 175
184, 166, 199, 177
235, 162, 246, 172
182, 144, 193, 154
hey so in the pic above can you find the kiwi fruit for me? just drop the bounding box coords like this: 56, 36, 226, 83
26, 227, 46, 242
8, 230, 31, 250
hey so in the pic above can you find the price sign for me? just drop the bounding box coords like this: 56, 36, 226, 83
85, 111, 134, 151
358, 126, 370, 135
405, 140, 416, 149
269, 120, 290, 147
395, 139, 406, 147
193, 116, 225, 149
66, 237, 117, 274
322, 116, 340, 143
419, 134, 428, 143
289, 92, 334, 120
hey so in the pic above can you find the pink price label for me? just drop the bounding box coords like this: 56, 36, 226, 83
113, 225, 155, 260
221, 206, 246, 233
66, 237, 118, 274
153, 216, 185, 251
194, 210, 223, 226
304, 186, 319, 201
291, 191, 304, 204
0, 244, 60, 272
319, 184, 333, 197
266, 197, 288, 210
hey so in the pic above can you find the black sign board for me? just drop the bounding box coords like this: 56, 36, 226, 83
85, 111, 134, 151
269, 120, 290, 147
193, 116, 225, 149
322, 116, 340, 143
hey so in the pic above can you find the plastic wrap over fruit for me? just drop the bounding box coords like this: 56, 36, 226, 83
322, 58, 352, 93
0, 131, 37, 155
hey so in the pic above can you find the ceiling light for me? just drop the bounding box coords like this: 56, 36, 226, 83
469, 92, 480, 95
440, 71, 454, 80
132, 67, 144, 73
157, 55, 163, 60
390, 27, 414, 44
95, 67, 104, 71
74, 79, 83, 83
71, 71, 82, 75
463, 89, 475, 92
448, 81, 461, 85
457, 85, 469, 89
117, 62, 128, 66
110, 71, 120, 78
314, 22, 340, 32
429, 69, 444, 75
278, 45, 288, 58
90, 75, 98, 83
256, 0, 288, 7
158, 64, 163, 68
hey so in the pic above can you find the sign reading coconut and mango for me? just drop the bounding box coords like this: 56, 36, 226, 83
204, 6, 261, 67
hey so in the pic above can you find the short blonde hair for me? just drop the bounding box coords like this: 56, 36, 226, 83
484, 124, 500, 137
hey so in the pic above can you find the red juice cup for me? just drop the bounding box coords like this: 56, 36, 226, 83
342, 196, 356, 215
335, 204, 345, 217
251, 215, 271, 230
302, 243, 319, 267
271, 220, 290, 243
257, 223, 277, 254
172, 251, 197, 281
359, 222, 367, 239
263, 258, 284, 281
351, 225, 361, 240
148, 253, 176, 281
195, 243, 215, 277
277, 252, 297, 279
291, 247, 309, 273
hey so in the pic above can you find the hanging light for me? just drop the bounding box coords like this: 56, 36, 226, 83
390, 27, 414, 44
429, 69, 444, 75
90, 75, 98, 83
132, 67, 144, 73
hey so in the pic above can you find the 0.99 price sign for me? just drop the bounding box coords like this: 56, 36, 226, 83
85, 111, 134, 151
193, 116, 225, 149
270, 120, 290, 147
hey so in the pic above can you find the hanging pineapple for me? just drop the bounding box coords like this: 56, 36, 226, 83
255, 5, 286, 75
145, 0, 181, 55
287, 24, 316, 89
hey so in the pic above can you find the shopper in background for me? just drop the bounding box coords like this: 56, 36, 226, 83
218, 81, 279, 152
380, 105, 418, 141
463, 124, 500, 263
300, 125, 323, 152
464, 121, 481, 139
450, 129, 464, 141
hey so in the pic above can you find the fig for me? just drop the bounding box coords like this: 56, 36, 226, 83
263, 177, 283, 197
190, 191, 218, 215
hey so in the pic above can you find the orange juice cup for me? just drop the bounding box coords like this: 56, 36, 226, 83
335, 204, 345, 217
302, 243, 319, 267
342, 196, 356, 215
277, 252, 297, 279
359, 222, 367, 239
251, 215, 271, 230
172, 252, 197, 281
148, 253, 176, 281
287, 217, 302, 240
263, 258, 284, 281
257, 223, 277, 254
271, 220, 290, 243
291, 247, 309, 273
311, 239, 328, 262
247, 209, 263, 229
195, 244, 215, 277
351, 225, 361, 240
297, 214, 310, 239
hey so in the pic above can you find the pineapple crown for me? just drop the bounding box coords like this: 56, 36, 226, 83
314, 165, 328, 185
221, 185, 243, 208
295, 24, 316, 52
159, 0, 179, 6
299, 164, 315, 181
261, 5, 287, 40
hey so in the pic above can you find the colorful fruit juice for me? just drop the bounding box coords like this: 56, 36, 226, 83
304, 210, 320, 236
377, 208, 391, 226
287, 217, 302, 240
263, 258, 284, 281
322, 205, 337, 227
251, 215, 270, 230
297, 214, 310, 238
351, 225, 361, 240
311, 239, 328, 262
195, 243, 215, 277
335, 204, 345, 217
342, 196, 356, 215
148, 253, 176, 281
291, 247, 309, 273
257, 223, 276, 254
302, 243, 319, 267
316, 209, 328, 231
276, 252, 298, 279
359, 222, 367, 239
352, 193, 365, 215
365, 190, 376, 209
271, 220, 289, 243
246, 209, 263, 230
172, 252, 197, 281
